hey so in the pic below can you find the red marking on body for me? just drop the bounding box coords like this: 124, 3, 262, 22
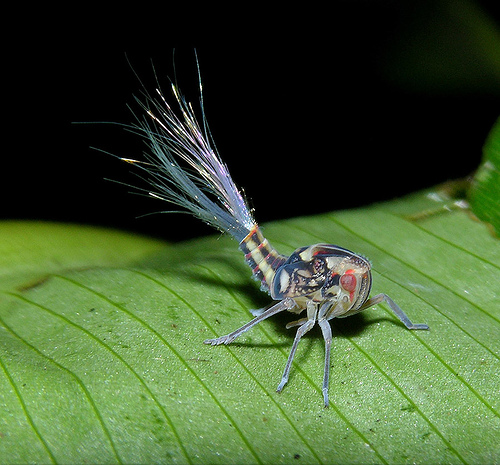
313, 248, 329, 256
340, 273, 357, 293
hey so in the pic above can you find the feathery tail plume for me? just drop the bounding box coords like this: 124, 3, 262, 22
122, 61, 256, 243
120, 58, 287, 293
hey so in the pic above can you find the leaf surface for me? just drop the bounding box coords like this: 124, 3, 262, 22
1, 188, 499, 464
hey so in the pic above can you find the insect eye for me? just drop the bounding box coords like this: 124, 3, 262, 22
340, 272, 357, 293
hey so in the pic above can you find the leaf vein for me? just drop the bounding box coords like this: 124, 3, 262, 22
375, 272, 500, 417
385, 211, 500, 271
71, 270, 263, 465
339, 332, 468, 464
0, 323, 58, 464
51, 276, 199, 465
0, 310, 122, 463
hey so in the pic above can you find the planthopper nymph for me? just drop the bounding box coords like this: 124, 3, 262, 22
115, 55, 429, 407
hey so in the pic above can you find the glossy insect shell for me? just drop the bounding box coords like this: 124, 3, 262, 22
271, 244, 372, 312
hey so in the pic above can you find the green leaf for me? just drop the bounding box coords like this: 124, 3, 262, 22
1, 189, 499, 464
469, 116, 500, 236
0, 222, 166, 295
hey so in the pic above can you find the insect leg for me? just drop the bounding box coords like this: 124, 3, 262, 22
277, 301, 318, 394
285, 317, 308, 329
318, 319, 332, 408
204, 297, 296, 346
276, 318, 315, 393
353, 293, 429, 330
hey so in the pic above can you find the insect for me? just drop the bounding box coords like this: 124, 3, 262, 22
117, 56, 429, 407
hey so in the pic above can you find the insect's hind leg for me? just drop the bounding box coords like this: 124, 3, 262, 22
343, 293, 429, 330
204, 298, 296, 346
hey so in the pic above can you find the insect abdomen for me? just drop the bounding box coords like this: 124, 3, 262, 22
239, 225, 288, 293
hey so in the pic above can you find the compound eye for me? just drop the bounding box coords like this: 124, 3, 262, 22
340, 271, 357, 293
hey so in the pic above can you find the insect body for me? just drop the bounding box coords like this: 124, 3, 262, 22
119, 59, 429, 407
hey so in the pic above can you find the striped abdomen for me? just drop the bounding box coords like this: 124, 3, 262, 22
239, 225, 288, 293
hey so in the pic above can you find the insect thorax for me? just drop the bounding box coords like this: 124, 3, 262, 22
271, 244, 373, 315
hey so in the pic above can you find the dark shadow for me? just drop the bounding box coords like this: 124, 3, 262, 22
138, 249, 272, 306
331, 313, 368, 338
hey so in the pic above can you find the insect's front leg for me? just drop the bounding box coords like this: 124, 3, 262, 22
204, 297, 296, 346
276, 300, 318, 394
341, 293, 429, 330
318, 319, 332, 408
317, 301, 334, 408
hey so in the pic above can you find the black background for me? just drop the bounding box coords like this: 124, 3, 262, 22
3, 1, 499, 240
